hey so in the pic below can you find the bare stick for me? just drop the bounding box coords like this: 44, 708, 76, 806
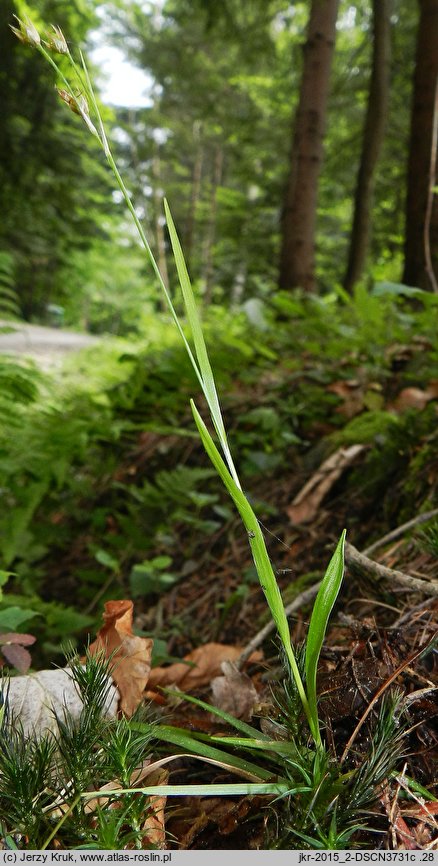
239, 526, 438, 666
345, 542, 438, 597
363, 508, 438, 556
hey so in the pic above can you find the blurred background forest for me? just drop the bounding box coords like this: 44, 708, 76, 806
2, 0, 437, 331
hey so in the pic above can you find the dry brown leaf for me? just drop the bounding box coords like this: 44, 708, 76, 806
148, 642, 262, 691
1, 644, 33, 673
210, 661, 259, 720
88, 600, 153, 717
287, 444, 366, 525
0, 632, 36, 673
141, 769, 168, 849
327, 379, 364, 419
4, 668, 118, 739
0, 632, 36, 646
390, 384, 438, 413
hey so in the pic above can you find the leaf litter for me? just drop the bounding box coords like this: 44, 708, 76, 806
88, 599, 153, 716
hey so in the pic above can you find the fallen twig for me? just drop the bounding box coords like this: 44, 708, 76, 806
340, 632, 437, 763
364, 508, 438, 556
345, 542, 438, 597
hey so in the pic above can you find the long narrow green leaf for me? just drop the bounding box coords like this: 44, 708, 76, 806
305, 530, 346, 731
210, 736, 303, 758
138, 723, 276, 781
191, 400, 315, 739
82, 782, 292, 799
164, 200, 240, 487
163, 201, 220, 423
163, 688, 271, 740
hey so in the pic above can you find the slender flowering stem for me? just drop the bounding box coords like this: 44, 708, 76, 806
12, 18, 347, 748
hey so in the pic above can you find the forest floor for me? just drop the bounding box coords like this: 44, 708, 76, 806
1, 299, 437, 849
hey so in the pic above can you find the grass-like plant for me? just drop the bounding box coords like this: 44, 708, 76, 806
7, 19, 431, 849
10, 14, 347, 750
0, 648, 414, 849
97, 690, 409, 850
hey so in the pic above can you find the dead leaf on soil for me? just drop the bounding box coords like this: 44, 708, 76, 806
287, 444, 366, 525
88, 600, 153, 717
210, 661, 259, 720
0, 632, 36, 673
148, 642, 262, 692
141, 769, 168, 849
389, 382, 438, 413
380, 789, 419, 850
327, 379, 365, 419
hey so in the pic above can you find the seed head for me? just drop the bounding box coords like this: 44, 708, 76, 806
45, 25, 68, 55
57, 88, 81, 115
56, 89, 99, 138
10, 15, 41, 48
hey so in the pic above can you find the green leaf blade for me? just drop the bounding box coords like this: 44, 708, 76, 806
191, 399, 312, 734
142, 723, 275, 781
164, 201, 240, 485
83, 782, 292, 799
305, 530, 346, 731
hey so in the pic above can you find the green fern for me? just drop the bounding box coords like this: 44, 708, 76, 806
0, 252, 20, 320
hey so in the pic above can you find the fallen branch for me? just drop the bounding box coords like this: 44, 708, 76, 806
364, 508, 438, 556
238, 536, 438, 668
287, 444, 366, 525
345, 542, 438, 597
340, 633, 437, 763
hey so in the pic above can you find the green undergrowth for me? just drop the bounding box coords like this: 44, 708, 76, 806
0, 648, 418, 850
0, 651, 159, 849
0, 286, 437, 663
3, 19, 438, 850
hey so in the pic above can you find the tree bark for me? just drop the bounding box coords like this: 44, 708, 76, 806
343, 0, 391, 294
152, 144, 170, 300
278, 0, 340, 293
202, 145, 223, 304
184, 121, 204, 271
403, 0, 438, 292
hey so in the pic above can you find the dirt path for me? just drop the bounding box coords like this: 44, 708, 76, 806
0, 321, 101, 371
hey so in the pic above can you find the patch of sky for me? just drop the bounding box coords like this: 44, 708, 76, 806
337, 6, 357, 30
90, 43, 153, 108
89, 4, 154, 108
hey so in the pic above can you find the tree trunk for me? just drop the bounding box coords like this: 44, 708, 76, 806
343, 0, 391, 294
184, 121, 203, 271
278, 0, 340, 293
202, 145, 223, 304
152, 144, 170, 301
403, 0, 438, 292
